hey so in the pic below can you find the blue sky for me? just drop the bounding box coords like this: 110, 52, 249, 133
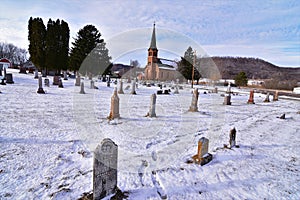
0, 0, 299, 67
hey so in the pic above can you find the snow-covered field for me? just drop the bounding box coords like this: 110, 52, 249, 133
0, 69, 299, 199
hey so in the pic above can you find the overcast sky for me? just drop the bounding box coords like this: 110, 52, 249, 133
0, 0, 299, 67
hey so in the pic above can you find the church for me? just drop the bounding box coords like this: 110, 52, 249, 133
144, 24, 176, 81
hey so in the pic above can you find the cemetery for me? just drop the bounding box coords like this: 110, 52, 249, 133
0, 68, 299, 199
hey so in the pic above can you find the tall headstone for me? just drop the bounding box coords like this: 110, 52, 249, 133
93, 138, 118, 200
58, 78, 64, 88
75, 74, 81, 86
53, 75, 60, 85
174, 85, 179, 94
273, 90, 279, 101
189, 88, 199, 112
108, 88, 120, 120
247, 90, 255, 104
0, 64, 2, 76
229, 127, 236, 148
63, 71, 68, 80
264, 93, 270, 102
3, 67, 7, 79
118, 81, 124, 94
146, 93, 156, 117
37, 76, 45, 94
226, 83, 231, 94
5, 73, 14, 84
34, 69, 39, 79
130, 80, 136, 95
223, 95, 231, 105
80, 82, 85, 94
192, 137, 212, 165
90, 80, 95, 89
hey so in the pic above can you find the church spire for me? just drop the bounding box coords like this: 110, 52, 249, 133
149, 22, 157, 49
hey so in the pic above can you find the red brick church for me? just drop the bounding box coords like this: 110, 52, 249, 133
144, 23, 176, 81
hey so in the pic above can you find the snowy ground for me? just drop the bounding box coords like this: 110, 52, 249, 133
0, 69, 299, 199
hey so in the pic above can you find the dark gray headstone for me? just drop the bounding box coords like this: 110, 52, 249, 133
80, 82, 85, 94
5, 73, 14, 84
223, 95, 231, 105
229, 127, 236, 148
44, 78, 50, 87
75, 75, 81, 86
58, 79, 63, 88
37, 76, 45, 94
53, 76, 60, 85
93, 138, 118, 200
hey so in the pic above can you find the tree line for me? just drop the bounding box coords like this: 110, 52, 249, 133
28, 17, 112, 76
0, 42, 27, 65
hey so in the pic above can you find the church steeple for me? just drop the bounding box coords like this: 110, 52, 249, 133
149, 22, 157, 50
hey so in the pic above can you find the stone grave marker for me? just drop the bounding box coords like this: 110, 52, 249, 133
229, 127, 236, 148
192, 137, 212, 165
247, 90, 255, 104
189, 88, 199, 112
5, 74, 14, 84
37, 76, 45, 94
226, 84, 231, 94
214, 87, 218, 93
3, 67, 7, 79
75, 74, 81, 86
42, 70, 47, 77
223, 95, 231, 105
264, 93, 270, 102
118, 81, 124, 94
146, 93, 156, 117
0, 78, 6, 85
58, 78, 64, 88
63, 71, 68, 80
108, 88, 120, 120
107, 81, 110, 87
19, 67, 27, 74
0, 64, 2, 76
90, 80, 95, 89
130, 80, 136, 95
174, 85, 179, 94
44, 78, 50, 87
53, 75, 60, 85
80, 82, 85, 94
34, 69, 39, 79
93, 138, 118, 200
273, 90, 279, 101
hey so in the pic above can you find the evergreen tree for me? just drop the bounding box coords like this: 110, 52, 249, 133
28, 17, 46, 70
58, 20, 69, 71
45, 19, 57, 72
69, 25, 105, 73
234, 71, 248, 86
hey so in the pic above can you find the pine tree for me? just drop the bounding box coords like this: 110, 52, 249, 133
234, 71, 248, 86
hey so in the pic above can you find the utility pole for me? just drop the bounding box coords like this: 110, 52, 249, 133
192, 50, 196, 88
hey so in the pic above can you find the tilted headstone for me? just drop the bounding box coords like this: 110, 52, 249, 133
63, 71, 68, 80
229, 127, 236, 148
247, 90, 255, 104
108, 88, 120, 120
75, 74, 81, 86
5, 73, 14, 84
264, 93, 270, 102
44, 78, 50, 87
34, 69, 39, 79
189, 88, 199, 112
58, 78, 64, 88
192, 137, 212, 165
273, 90, 279, 101
53, 75, 60, 85
93, 138, 118, 200
80, 82, 85, 94
37, 76, 45, 94
118, 81, 124, 94
130, 80, 136, 95
146, 93, 156, 117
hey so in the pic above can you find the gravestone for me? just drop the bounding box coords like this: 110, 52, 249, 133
247, 90, 255, 104
163, 89, 169, 95
273, 90, 279, 101
223, 95, 231, 105
44, 78, 50, 87
189, 88, 199, 112
264, 93, 270, 102
157, 90, 163, 95
53, 76, 60, 85
90, 80, 95, 89
118, 81, 124, 94
146, 93, 156, 117
0, 64, 2, 76
179, 86, 183, 90
37, 76, 45, 94
34, 69, 39, 79
5, 74, 14, 84
63, 71, 68, 80
130, 80, 136, 95
192, 137, 212, 165
80, 82, 85, 94
42, 70, 47, 77
19, 67, 27, 74
107, 88, 120, 120
0, 79, 6, 85
107, 81, 110, 87
75, 74, 81, 86
214, 87, 218, 93
174, 85, 179, 94
58, 79, 64, 88
226, 84, 231, 94
93, 138, 118, 200
3, 67, 7, 79
229, 127, 236, 148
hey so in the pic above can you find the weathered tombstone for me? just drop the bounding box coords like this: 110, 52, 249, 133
3, 67, 7, 79
189, 88, 199, 112
90, 80, 94, 89
80, 82, 85, 94
163, 89, 169, 95
0, 64, 2, 76
229, 127, 236, 148
53, 75, 60, 85
34, 69, 39, 79
273, 90, 279, 101
75, 74, 81, 86
264, 93, 270, 102
157, 90, 163, 95
247, 90, 255, 104
192, 137, 212, 165
42, 70, 47, 77
44, 78, 50, 87
5, 74, 14, 84
58, 78, 64, 88
107, 88, 120, 120
118, 81, 124, 94
130, 80, 136, 95
63, 71, 68, 80
226, 84, 231, 94
174, 85, 179, 94
107, 81, 110, 87
93, 138, 118, 200
223, 95, 231, 105
37, 76, 45, 94
19, 67, 27, 74
214, 87, 218, 93
146, 93, 156, 117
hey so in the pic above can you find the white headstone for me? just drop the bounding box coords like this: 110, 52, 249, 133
130, 80, 136, 94
189, 88, 199, 112
147, 93, 157, 117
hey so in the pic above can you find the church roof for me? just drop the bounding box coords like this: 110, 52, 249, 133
149, 23, 157, 50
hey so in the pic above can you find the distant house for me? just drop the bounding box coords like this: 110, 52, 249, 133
144, 23, 177, 81
111, 63, 134, 78
0, 58, 12, 69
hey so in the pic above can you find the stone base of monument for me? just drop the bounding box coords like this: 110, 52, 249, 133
192, 153, 213, 166
37, 88, 45, 94
0, 79, 6, 85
